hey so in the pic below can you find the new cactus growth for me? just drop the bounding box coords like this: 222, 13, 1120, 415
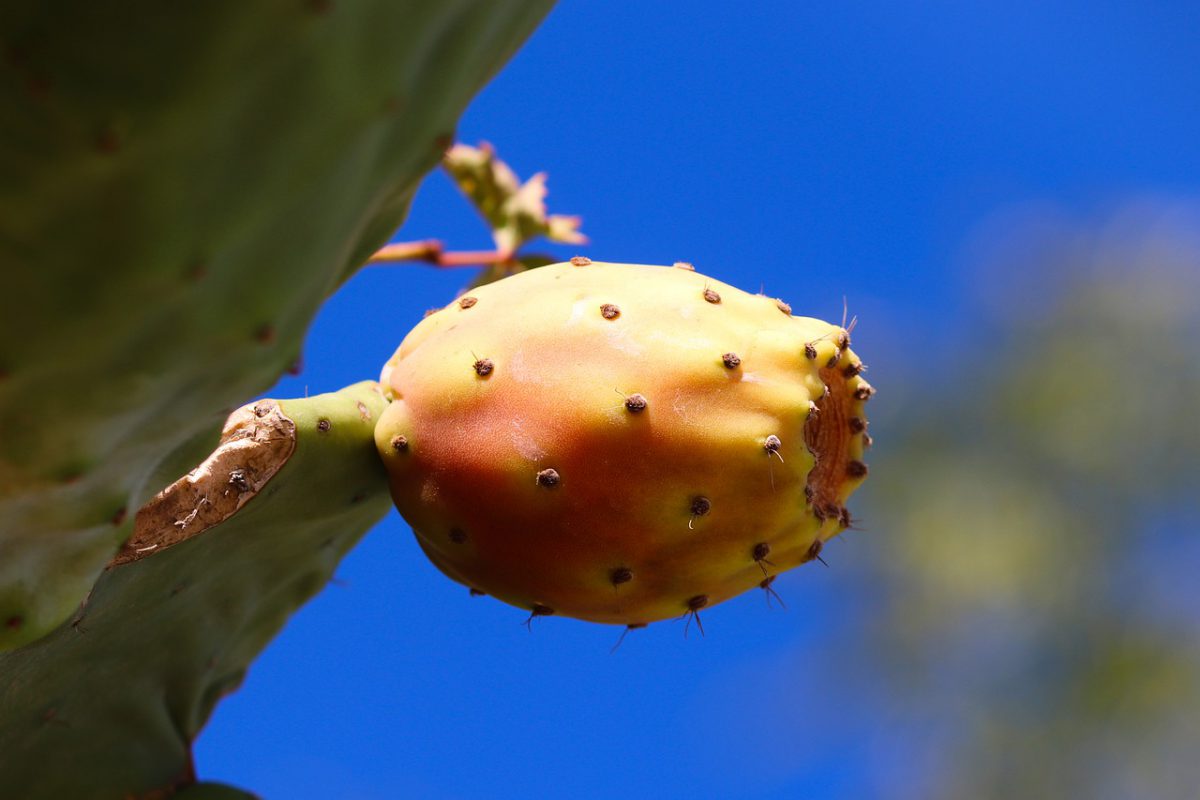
375, 261, 872, 627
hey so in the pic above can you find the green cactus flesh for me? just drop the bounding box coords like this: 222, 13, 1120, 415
0, 383, 391, 799
375, 262, 873, 626
0, 0, 555, 650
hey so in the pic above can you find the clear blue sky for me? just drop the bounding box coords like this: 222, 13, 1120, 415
196, 2, 1200, 797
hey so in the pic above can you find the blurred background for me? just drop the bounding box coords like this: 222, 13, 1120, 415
196, 2, 1200, 798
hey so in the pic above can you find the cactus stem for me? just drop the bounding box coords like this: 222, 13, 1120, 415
367, 240, 516, 269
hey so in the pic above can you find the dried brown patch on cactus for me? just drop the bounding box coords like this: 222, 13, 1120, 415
111, 400, 297, 566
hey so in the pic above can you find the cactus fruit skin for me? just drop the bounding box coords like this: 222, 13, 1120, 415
0, 383, 390, 800
375, 262, 873, 626
0, 0, 556, 650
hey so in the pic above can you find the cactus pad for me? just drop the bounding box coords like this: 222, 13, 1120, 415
0, 383, 390, 798
0, 0, 554, 650
375, 262, 873, 627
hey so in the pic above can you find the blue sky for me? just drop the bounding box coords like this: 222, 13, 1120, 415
195, 3, 1200, 797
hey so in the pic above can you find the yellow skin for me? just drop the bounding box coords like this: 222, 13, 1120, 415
376, 261, 871, 626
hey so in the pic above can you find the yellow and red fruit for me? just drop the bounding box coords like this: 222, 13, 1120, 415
375, 261, 872, 626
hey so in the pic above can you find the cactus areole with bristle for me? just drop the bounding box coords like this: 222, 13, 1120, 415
375, 262, 872, 626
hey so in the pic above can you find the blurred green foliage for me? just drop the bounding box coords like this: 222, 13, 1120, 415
850, 208, 1200, 799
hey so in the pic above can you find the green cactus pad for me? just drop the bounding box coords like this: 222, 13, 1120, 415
0, 383, 391, 799
0, 0, 555, 650
173, 784, 261, 800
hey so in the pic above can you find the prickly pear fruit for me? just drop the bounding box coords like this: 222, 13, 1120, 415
375, 262, 873, 627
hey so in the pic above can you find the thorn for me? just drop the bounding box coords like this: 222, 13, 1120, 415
760, 576, 786, 609
523, 604, 555, 630
610, 623, 646, 654
682, 595, 709, 638
806, 539, 828, 566
752, 542, 776, 576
